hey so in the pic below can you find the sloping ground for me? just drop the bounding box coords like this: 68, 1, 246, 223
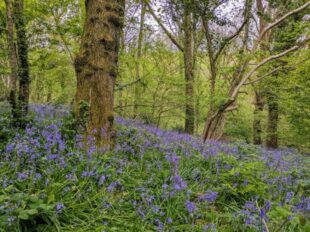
0, 105, 309, 231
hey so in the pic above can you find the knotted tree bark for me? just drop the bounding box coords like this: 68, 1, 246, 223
75, 0, 125, 148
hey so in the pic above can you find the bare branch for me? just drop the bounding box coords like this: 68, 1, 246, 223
146, 3, 184, 52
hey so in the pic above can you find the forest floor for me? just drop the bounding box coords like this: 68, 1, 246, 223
0, 104, 309, 231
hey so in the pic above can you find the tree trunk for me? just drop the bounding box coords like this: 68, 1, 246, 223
117, 13, 126, 117
133, 0, 146, 117
74, 0, 125, 147
253, 90, 264, 145
183, 4, 195, 134
202, 111, 227, 141
252, 0, 267, 146
14, 0, 30, 128
4, 0, 18, 119
266, 92, 279, 148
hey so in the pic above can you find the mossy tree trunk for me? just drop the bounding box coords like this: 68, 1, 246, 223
266, 92, 279, 148
253, 90, 264, 145
133, 0, 146, 117
252, 0, 268, 145
14, 0, 30, 128
183, 4, 195, 134
75, 0, 125, 148
4, 0, 18, 120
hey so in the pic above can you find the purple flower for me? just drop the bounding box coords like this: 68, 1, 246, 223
98, 175, 106, 186
56, 203, 65, 213
185, 200, 197, 214
260, 208, 268, 221
81, 171, 95, 178
285, 192, 294, 203
155, 218, 164, 232
17, 172, 28, 181
198, 190, 218, 203
107, 180, 120, 192
173, 175, 187, 191
265, 201, 271, 211
245, 201, 256, 211
203, 223, 216, 232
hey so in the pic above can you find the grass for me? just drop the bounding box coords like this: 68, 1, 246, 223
0, 104, 309, 231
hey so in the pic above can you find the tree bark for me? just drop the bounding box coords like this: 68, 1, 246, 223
183, 4, 195, 134
253, 90, 264, 145
252, 0, 267, 145
14, 0, 30, 128
266, 92, 278, 148
75, 0, 125, 147
4, 0, 18, 119
133, 0, 146, 117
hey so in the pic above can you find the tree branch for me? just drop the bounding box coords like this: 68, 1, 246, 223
244, 58, 309, 85
146, 3, 184, 52
116, 78, 142, 91
259, 2, 310, 41
214, 20, 248, 62
231, 38, 309, 99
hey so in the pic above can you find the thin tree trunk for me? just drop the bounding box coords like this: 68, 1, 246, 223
118, 12, 126, 117
202, 18, 216, 112
266, 92, 279, 148
74, 0, 125, 147
183, 4, 195, 134
14, 0, 30, 128
253, 0, 267, 145
147, 2, 195, 134
201, 17, 223, 141
253, 90, 264, 145
4, 0, 18, 119
133, 0, 146, 117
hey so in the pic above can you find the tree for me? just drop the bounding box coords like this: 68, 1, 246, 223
4, 0, 18, 119
13, 0, 30, 127
198, 0, 309, 142
264, 0, 308, 148
133, 0, 146, 117
75, 0, 125, 147
147, 0, 200, 134
252, 0, 269, 145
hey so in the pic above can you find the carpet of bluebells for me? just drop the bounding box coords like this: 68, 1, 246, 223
0, 104, 309, 232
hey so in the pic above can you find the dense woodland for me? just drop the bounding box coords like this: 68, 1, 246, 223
0, 0, 309, 150
0, 0, 310, 231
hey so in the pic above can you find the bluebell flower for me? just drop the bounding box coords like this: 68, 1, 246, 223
185, 200, 197, 214
198, 190, 218, 203
17, 172, 28, 181
173, 175, 187, 191
203, 223, 216, 232
285, 192, 294, 203
56, 203, 65, 213
98, 175, 106, 186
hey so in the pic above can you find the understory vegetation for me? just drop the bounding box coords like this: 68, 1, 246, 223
0, 105, 309, 232
1, 0, 310, 231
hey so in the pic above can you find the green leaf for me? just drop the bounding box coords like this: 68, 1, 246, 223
25, 209, 38, 215
18, 211, 29, 220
